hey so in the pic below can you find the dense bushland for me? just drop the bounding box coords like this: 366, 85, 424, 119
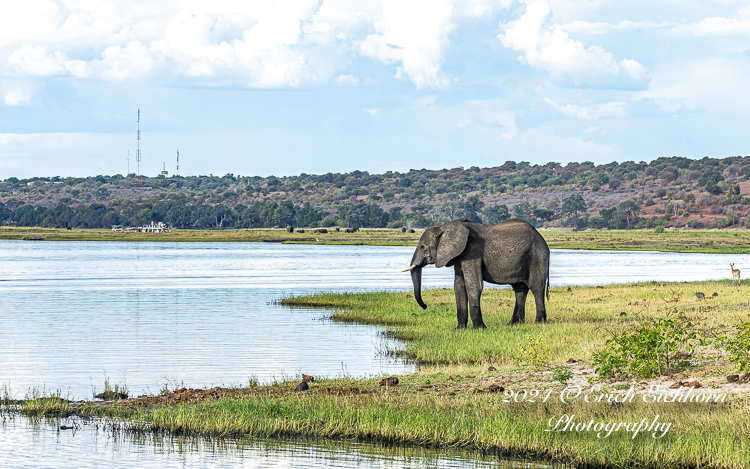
3, 156, 750, 229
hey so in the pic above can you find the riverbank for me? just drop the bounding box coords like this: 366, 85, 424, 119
15, 281, 750, 468
3, 226, 750, 253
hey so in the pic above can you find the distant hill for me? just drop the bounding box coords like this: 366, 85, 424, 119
2, 156, 749, 230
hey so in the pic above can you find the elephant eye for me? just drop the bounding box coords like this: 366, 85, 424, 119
420, 244, 426, 250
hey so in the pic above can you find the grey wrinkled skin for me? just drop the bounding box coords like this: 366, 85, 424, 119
408, 218, 550, 329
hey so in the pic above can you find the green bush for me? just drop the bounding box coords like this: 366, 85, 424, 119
552, 366, 573, 385
518, 333, 550, 369
723, 322, 750, 372
592, 310, 703, 379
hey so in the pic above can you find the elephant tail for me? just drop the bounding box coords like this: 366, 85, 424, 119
545, 254, 550, 300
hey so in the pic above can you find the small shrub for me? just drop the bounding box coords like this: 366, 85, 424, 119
518, 333, 550, 369
723, 322, 750, 372
716, 218, 731, 229
654, 225, 665, 233
552, 366, 573, 385
592, 310, 704, 379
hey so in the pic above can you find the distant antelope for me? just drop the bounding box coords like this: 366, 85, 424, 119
731, 264, 741, 285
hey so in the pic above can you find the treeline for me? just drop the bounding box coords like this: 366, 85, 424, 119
4, 155, 750, 231
0, 199, 422, 229
0, 193, 606, 230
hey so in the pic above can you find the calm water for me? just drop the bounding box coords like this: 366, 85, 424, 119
0, 413, 543, 469
0, 240, 745, 468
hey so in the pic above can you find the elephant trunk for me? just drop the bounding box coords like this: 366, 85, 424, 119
411, 265, 427, 309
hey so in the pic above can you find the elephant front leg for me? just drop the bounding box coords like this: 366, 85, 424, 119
509, 283, 529, 325
463, 260, 486, 329
453, 268, 469, 329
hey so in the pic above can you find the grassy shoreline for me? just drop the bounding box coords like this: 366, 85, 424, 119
13, 281, 750, 468
4, 226, 750, 253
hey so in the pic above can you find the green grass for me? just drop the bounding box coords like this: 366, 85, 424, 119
281, 281, 746, 365
0, 226, 420, 245
122, 388, 749, 468
5, 226, 750, 252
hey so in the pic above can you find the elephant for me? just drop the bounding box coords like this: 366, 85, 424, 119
312, 228, 328, 234
286, 225, 294, 233
345, 227, 358, 233
404, 218, 550, 329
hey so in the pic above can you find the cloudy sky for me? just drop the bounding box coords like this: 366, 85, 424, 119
1, 0, 748, 178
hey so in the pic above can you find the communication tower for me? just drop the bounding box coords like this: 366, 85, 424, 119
176, 150, 179, 176
135, 109, 142, 187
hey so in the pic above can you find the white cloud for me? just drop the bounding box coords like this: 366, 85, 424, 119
544, 97, 626, 119
6, 45, 88, 77
100, 41, 158, 80
498, 1, 648, 88
335, 74, 359, 86
563, 19, 673, 35
360, 0, 455, 89
642, 57, 750, 115
414, 97, 518, 140
0, 0, 493, 89
0, 0, 61, 48
673, 16, 750, 36
4, 90, 31, 106
362, 108, 378, 116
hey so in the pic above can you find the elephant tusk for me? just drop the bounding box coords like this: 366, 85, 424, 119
402, 265, 417, 272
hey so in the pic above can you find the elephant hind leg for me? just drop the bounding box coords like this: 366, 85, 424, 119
531, 283, 547, 323
509, 282, 529, 325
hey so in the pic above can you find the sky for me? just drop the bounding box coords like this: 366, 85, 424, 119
0, 0, 749, 179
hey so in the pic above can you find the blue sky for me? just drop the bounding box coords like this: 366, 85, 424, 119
1, 0, 749, 178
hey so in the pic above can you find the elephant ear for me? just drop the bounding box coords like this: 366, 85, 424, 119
435, 221, 469, 268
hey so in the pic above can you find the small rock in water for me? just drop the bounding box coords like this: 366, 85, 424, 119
379, 376, 399, 386
294, 381, 309, 392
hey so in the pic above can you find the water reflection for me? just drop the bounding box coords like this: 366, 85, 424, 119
0, 413, 553, 469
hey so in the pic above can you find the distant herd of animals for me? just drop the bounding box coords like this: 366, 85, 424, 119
285, 225, 415, 234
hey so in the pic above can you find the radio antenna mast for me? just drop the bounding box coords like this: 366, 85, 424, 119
135, 109, 142, 187
176, 149, 179, 176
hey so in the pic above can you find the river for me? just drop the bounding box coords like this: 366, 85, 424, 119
0, 240, 745, 468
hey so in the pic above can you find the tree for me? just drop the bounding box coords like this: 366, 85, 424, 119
561, 194, 587, 230
482, 204, 510, 224
618, 200, 640, 228
458, 196, 484, 223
